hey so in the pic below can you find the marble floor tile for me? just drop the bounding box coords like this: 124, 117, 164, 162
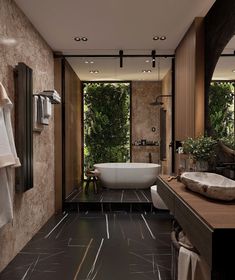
0, 212, 172, 280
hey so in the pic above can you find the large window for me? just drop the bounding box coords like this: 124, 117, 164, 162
83, 82, 130, 170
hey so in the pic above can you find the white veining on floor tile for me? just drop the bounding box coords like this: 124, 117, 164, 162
141, 214, 156, 239
105, 214, 110, 239
20, 261, 35, 280
134, 191, 141, 202
141, 191, 150, 202
121, 190, 124, 203
86, 238, 104, 280
44, 213, 69, 239
73, 238, 93, 280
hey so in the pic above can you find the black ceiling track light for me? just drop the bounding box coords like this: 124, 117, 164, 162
152, 50, 156, 68
119, 50, 123, 68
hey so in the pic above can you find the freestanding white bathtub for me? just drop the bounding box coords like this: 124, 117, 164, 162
93, 162, 161, 189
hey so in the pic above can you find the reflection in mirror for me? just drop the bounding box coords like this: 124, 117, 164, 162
210, 36, 235, 179
66, 56, 171, 81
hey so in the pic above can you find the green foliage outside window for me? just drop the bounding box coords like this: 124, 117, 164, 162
209, 82, 234, 139
182, 135, 217, 161
84, 82, 130, 169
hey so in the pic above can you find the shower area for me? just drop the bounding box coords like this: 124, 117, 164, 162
59, 55, 174, 203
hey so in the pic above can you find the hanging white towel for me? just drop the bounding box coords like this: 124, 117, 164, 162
38, 96, 49, 125
33, 96, 43, 132
178, 247, 210, 280
0, 82, 21, 228
43, 97, 52, 118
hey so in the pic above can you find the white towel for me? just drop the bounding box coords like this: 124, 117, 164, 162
43, 97, 52, 118
178, 247, 210, 280
33, 96, 43, 132
0, 82, 21, 228
38, 96, 49, 125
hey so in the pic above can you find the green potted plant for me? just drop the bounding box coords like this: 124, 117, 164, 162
182, 135, 217, 171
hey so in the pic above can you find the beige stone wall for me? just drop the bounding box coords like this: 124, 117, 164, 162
0, 0, 54, 271
131, 81, 162, 164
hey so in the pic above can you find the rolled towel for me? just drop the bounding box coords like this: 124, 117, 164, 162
38, 96, 49, 125
43, 97, 52, 118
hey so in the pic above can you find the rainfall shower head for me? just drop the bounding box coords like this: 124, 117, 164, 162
149, 94, 172, 106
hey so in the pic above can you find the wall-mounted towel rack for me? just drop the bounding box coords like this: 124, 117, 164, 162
34, 90, 61, 104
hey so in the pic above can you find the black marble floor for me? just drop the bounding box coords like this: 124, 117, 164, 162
66, 186, 153, 212
0, 212, 172, 280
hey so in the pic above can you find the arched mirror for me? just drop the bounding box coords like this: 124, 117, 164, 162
208, 36, 235, 179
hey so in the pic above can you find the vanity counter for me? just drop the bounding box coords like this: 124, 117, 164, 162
157, 175, 235, 280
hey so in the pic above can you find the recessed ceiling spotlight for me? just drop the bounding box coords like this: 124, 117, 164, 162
90, 61, 94, 64
85, 61, 89, 64
74, 36, 88, 42
232, 69, 235, 73
160, 36, 166, 40
90, 70, 99, 74
142, 70, 152, 73
153, 36, 159, 41
145, 59, 150, 63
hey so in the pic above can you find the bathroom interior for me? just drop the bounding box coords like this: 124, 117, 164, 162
0, 0, 235, 279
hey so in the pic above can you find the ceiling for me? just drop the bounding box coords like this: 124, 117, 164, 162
212, 36, 235, 81
14, 0, 216, 81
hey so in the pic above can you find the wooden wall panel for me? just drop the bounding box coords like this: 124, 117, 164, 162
54, 58, 62, 211
175, 18, 204, 141
195, 18, 205, 136
64, 60, 82, 198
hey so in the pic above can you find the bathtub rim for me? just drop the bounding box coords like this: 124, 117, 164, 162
94, 162, 161, 169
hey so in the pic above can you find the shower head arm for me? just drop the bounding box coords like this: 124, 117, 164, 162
156, 94, 172, 101
150, 94, 172, 106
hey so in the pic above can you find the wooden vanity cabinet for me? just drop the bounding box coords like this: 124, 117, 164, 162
157, 175, 235, 280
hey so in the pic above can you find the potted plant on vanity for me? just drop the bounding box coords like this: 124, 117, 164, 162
182, 135, 217, 171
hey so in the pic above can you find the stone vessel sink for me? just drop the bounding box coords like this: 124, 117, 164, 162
181, 172, 235, 201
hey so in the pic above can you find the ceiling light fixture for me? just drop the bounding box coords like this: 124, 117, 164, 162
232, 69, 235, 73
85, 60, 94, 64
89, 70, 99, 74
160, 36, 166, 40
142, 70, 152, 73
145, 59, 150, 63
74, 36, 88, 42
153, 36, 159, 41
